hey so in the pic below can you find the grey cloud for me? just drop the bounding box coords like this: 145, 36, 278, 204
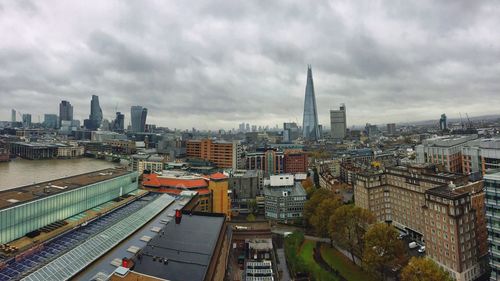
0, 1, 499, 129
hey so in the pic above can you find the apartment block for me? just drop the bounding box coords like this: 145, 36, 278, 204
186, 139, 242, 169
416, 135, 477, 173
462, 138, 500, 178
354, 164, 487, 281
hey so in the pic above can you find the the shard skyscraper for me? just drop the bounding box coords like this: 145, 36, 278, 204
302, 65, 320, 141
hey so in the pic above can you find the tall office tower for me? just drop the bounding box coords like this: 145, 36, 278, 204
330, 104, 346, 140
11, 109, 16, 122
130, 106, 147, 132
386, 123, 396, 135
59, 100, 73, 124
283, 122, 300, 143
84, 95, 103, 130
22, 114, 32, 128
485, 172, 500, 281
43, 114, 58, 129
112, 112, 125, 132
440, 113, 447, 131
302, 65, 320, 141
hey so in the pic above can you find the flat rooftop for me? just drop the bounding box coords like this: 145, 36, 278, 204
0, 167, 134, 210
131, 212, 225, 281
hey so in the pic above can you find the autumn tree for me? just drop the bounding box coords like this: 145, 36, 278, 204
328, 205, 375, 262
301, 178, 316, 198
400, 257, 453, 281
304, 188, 336, 226
310, 198, 342, 237
363, 223, 406, 280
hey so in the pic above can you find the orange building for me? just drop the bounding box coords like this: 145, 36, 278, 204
208, 172, 231, 219
143, 172, 231, 219
186, 139, 241, 169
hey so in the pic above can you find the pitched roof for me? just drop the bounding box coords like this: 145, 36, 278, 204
143, 174, 208, 189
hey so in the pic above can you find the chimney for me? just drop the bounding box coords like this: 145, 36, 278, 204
175, 209, 182, 224
122, 257, 129, 268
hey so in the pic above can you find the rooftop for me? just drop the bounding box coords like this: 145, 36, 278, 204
0, 167, 134, 210
269, 174, 294, 187
421, 135, 477, 147
426, 184, 469, 200
264, 182, 306, 197
131, 212, 226, 281
143, 173, 208, 189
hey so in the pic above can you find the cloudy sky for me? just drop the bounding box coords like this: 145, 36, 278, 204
1, 1, 499, 130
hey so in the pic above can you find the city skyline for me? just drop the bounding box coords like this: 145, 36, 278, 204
1, 1, 500, 129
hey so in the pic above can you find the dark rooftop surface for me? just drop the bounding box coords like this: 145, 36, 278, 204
0, 167, 133, 210
132, 212, 225, 281
426, 185, 468, 199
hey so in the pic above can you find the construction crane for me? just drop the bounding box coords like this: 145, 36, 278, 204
465, 113, 473, 129
459, 112, 465, 130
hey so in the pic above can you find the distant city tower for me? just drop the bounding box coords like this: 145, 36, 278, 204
131, 106, 148, 132
330, 104, 347, 140
302, 65, 320, 141
440, 114, 447, 131
84, 95, 103, 130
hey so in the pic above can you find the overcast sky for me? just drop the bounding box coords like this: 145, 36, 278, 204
1, 1, 499, 130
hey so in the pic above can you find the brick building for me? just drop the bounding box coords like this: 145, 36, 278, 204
186, 139, 242, 169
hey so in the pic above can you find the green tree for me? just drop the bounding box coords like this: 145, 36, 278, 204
328, 205, 375, 262
363, 223, 406, 280
247, 199, 257, 214
310, 198, 342, 237
400, 257, 453, 281
246, 213, 256, 222
304, 188, 336, 227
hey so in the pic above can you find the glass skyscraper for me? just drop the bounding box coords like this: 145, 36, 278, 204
85, 95, 103, 130
485, 172, 500, 280
131, 105, 148, 132
302, 65, 320, 141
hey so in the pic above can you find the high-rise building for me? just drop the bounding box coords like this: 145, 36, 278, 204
112, 112, 125, 132
440, 113, 448, 131
22, 114, 31, 128
283, 122, 300, 143
59, 100, 73, 124
130, 106, 147, 132
386, 123, 396, 135
11, 109, 16, 122
84, 95, 103, 130
354, 164, 488, 281
330, 104, 346, 140
43, 114, 58, 129
485, 172, 500, 281
302, 65, 320, 141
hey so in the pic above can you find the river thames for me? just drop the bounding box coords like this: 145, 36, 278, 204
0, 158, 123, 191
